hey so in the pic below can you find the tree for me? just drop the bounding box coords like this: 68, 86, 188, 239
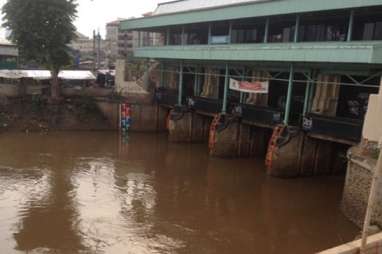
2, 0, 77, 100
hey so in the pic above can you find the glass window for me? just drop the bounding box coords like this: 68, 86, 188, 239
268, 16, 295, 43
184, 24, 209, 45
169, 27, 182, 45
210, 22, 230, 44
231, 18, 265, 43
298, 11, 348, 42
353, 7, 382, 41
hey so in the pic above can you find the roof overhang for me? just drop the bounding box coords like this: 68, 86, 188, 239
131, 42, 382, 65
121, 0, 382, 30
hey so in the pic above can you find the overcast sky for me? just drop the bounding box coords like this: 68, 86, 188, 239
0, 0, 162, 39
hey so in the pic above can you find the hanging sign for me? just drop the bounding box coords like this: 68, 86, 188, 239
229, 78, 269, 94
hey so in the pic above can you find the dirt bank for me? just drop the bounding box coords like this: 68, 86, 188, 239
0, 96, 114, 132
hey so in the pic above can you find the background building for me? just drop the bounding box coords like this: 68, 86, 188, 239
0, 39, 18, 69
69, 31, 106, 69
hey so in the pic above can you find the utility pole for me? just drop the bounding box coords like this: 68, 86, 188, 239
93, 30, 96, 72
97, 31, 101, 70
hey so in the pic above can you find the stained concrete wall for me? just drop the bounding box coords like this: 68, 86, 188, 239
266, 127, 348, 177
0, 83, 48, 97
342, 148, 382, 228
342, 77, 382, 228
168, 110, 211, 143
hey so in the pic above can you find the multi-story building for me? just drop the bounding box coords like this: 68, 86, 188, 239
69, 31, 106, 69
69, 32, 94, 54
106, 19, 137, 61
0, 39, 18, 69
121, 0, 382, 177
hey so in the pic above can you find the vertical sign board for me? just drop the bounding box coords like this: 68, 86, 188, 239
120, 103, 131, 135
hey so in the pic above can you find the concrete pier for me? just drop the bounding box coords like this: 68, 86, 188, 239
266, 125, 348, 177
168, 109, 211, 143
209, 117, 268, 158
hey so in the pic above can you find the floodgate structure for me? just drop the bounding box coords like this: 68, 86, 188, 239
121, 0, 382, 179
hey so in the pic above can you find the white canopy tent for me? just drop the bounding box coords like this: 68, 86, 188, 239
0, 70, 96, 81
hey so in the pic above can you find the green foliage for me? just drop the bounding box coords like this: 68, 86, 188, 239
2, 0, 77, 73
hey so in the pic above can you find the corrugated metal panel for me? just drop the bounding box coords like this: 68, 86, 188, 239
121, 0, 382, 30
154, 0, 271, 15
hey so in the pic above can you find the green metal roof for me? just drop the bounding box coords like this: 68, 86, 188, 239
132, 41, 382, 65
120, 0, 382, 30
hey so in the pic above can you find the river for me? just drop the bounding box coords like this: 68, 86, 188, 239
0, 132, 357, 254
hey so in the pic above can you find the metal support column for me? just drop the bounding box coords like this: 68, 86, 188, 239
166, 28, 170, 45
347, 10, 355, 42
303, 70, 313, 116
294, 15, 300, 43
284, 65, 294, 125
240, 70, 245, 103
194, 67, 199, 96
178, 62, 184, 106
222, 64, 230, 114
141, 60, 150, 91
159, 63, 164, 88
308, 74, 316, 113
208, 24, 212, 45
228, 22, 233, 44
181, 26, 185, 45
264, 17, 270, 43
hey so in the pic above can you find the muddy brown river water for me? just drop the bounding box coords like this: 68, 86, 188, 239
0, 132, 358, 254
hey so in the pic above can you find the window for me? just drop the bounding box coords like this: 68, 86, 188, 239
299, 11, 348, 42
210, 22, 230, 44
184, 24, 208, 45
268, 16, 295, 43
353, 7, 382, 41
169, 27, 182, 45
231, 18, 265, 43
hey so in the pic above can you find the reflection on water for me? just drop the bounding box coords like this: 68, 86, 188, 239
0, 132, 357, 254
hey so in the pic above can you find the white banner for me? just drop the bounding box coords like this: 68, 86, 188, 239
230, 78, 269, 94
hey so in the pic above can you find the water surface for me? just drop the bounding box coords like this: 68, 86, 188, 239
0, 132, 357, 253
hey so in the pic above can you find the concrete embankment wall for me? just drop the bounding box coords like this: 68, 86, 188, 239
319, 232, 382, 254
341, 79, 382, 229
342, 147, 382, 228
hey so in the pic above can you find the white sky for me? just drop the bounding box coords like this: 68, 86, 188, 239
0, 0, 162, 39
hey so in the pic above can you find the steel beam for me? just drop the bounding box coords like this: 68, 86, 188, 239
303, 70, 313, 116
347, 10, 355, 42
178, 62, 184, 105
264, 17, 270, 43
222, 64, 230, 114
284, 64, 294, 125
294, 15, 300, 43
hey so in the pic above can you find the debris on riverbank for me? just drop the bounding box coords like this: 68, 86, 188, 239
0, 96, 113, 133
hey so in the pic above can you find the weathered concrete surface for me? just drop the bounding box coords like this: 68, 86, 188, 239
210, 120, 240, 157
168, 110, 212, 143
247, 126, 271, 158
342, 146, 382, 228
130, 103, 167, 132
191, 113, 211, 143
267, 127, 347, 177
266, 128, 303, 177
0, 83, 49, 97
96, 100, 120, 130
168, 110, 193, 142
319, 232, 382, 254
96, 100, 167, 132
